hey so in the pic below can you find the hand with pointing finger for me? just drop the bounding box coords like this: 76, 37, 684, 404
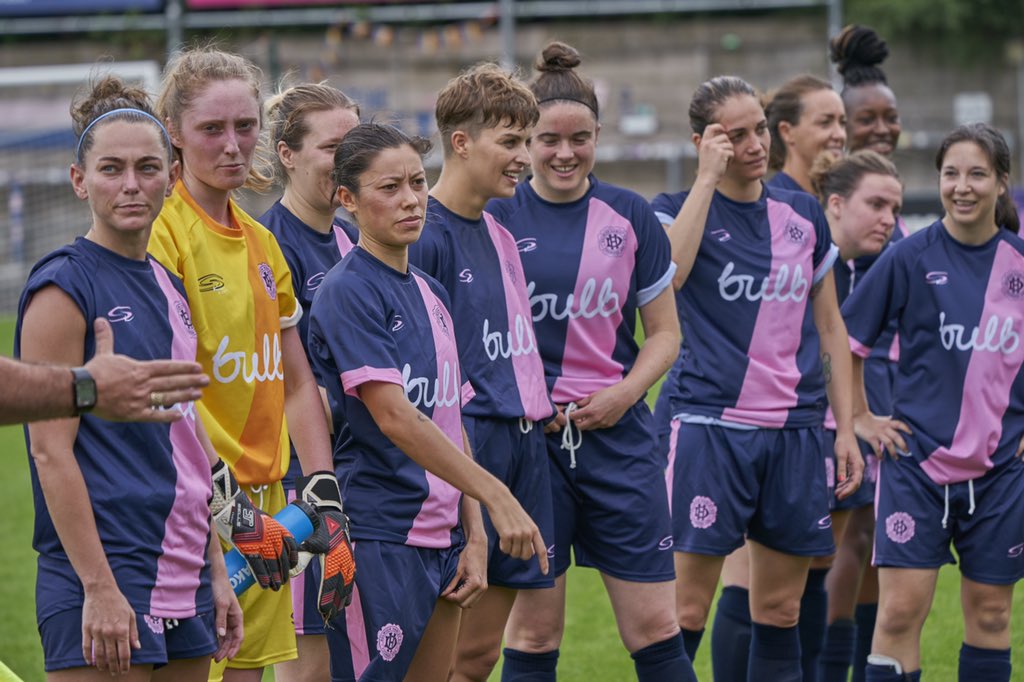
84, 317, 209, 422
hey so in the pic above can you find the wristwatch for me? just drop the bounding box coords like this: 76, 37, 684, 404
70, 367, 97, 416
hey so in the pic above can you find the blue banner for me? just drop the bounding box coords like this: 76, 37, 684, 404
0, 0, 164, 16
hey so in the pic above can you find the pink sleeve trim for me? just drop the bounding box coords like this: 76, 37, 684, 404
461, 381, 476, 408
340, 367, 404, 398
849, 335, 872, 359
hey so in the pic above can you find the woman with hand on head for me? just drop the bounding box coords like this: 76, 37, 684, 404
702, 72, 851, 682
148, 47, 354, 682
823, 25, 908, 681
307, 122, 547, 682
258, 81, 360, 682
18, 75, 243, 680
488, 42, 692, 682
654, 75, 865, 681
843, 123, 1023, 682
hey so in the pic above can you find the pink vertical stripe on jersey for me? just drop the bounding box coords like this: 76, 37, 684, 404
333, 223, 356, 257
483, 213, 552, 421
285, 488, 309, 634
347, 580, 371, 679
406, 274, 462, 547
550, 198, 633, 404
920, 241, 1024, 484
149, 262, 211, 617
721, 200, 816, 427
665, 419, 681, 515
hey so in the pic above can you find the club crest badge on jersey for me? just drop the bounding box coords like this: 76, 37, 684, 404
785, 221, 808, 244
598, 226, 627, 257
257, 262, 277, 300
432, 304, 450, 337
1002, 270, 1024, 299
376, 623, 404, 662
174, 300, 197, 338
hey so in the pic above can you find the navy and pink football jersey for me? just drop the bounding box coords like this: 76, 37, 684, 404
766, 170, 808, 195
843, 221, 1024, 484
259, 201, 358, 487
18, 237, 212, 623
307, 246, 472, 549
651, 185, 839, 428
486, 176, 675, 403
260, 200, 358, 352
409, 197, 552, 421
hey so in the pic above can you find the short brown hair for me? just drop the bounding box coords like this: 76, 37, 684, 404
435, 62, 539, 156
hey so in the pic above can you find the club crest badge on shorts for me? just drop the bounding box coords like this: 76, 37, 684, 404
376, 623, 404, 662
689, 495, 718, 529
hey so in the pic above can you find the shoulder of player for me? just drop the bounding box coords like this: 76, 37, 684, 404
650, 190, 687, 218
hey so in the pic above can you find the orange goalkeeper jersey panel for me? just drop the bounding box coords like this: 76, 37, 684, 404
149, 182, 300, 485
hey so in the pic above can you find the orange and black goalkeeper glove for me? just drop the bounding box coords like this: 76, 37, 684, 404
295, 472, 356, 624
210, 460, 298, 590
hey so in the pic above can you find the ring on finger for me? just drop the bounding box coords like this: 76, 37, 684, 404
150, 391, 165, 409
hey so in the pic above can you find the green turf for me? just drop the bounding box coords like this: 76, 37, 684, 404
1, 316, 1021, 681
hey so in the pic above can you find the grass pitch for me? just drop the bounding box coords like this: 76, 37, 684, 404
0, 317, 1020, 681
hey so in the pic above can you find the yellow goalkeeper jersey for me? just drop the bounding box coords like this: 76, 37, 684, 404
149, 181, 300, 485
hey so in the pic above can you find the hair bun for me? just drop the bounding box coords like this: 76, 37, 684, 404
830, 24, 889, 76
536, 41, 581, 73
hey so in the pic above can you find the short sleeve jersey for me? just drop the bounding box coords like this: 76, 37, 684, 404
486, 176, 676, 404
308, 247, 471, 548
17, 237, 212, 622
843, 221, 1024, 484
148, 182, 300, 486
651, 185, 839, 428
259, 201, 358, 486
766, 170, 807, 194
408, 197, 552, 421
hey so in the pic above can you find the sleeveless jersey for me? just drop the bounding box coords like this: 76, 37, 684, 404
18, 237, 212, 622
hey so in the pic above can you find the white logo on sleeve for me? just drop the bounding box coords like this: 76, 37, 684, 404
107, 306, 134, 323
938, 312, 1020, 355
458, 268, 474, 283
717, 262, 809, 303
212, 334, 285, 384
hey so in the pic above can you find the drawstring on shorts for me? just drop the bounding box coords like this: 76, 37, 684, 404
940, 479, 976, 530
561, 402, 582, 469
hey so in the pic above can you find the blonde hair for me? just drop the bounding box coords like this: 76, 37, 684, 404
157, 45, 273, 192
264, 81, 359, 185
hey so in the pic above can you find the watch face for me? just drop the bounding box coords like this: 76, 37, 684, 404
78, 381, 97, 408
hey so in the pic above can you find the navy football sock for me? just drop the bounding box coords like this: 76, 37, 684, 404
711, 586, 751, 682
500, 648, 558, 682
680, 627, 704, 663
631, 632, 698, 682
800, 568, 829, 682
748, 622, 802, 682
852, 602, 878, 682
818, 618, 856, 682
958, 643, 1011, 682
864, 654, 920, 681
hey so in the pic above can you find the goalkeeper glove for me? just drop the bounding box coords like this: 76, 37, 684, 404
210, 460, 298, 591
294, 471, 356, 624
